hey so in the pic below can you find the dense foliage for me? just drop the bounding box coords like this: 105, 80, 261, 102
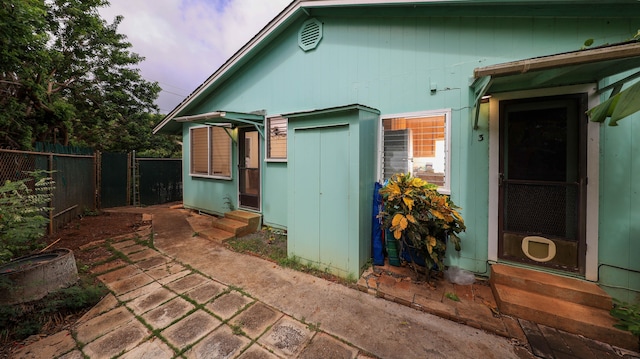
0, 0, 180, 156
379, 173, 465, 272
0, 172, 54, 264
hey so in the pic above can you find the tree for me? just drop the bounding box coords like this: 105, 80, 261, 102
0, 0, 173, 154
587, 33, 640, 127
587, 80, 640, 127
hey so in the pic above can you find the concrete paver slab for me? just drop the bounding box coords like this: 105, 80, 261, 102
81, 319, 150, 359
107, 272, 155, 295
258, 316, 313, 358
184, 325, 251, 359
57, 349, 84, 359
230, 302, 282, 339
298, 333, 358, 359
128, 248, 160, 262
89, 259, 128, 275
11, 330, 76, 359
236, 344, 280, 359
144, 261, 187, 279
74, 306, 135, 344
157, 269, 192, 285
135, 255, 171, 270
111, 239, 137, 250
119, 339, 176, 359
117, 243, 148, 256
162, 310, 222, 350
184, 280, 226, 304
142, 296, 196, 330
205, 291, 253, 320
97, 265, 141, 284
118, 281, 163, 302
127, 286, 177, 315
165, 273, 209, 294
77, 293, 118, 323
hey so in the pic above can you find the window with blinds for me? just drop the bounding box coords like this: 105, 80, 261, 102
189, 126, 232, 178
266, 116, 287, 160
382, 111, 450, 192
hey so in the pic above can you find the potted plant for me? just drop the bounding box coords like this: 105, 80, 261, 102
379, 173, 465, 280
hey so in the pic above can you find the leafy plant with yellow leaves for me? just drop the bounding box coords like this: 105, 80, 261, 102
379, 173, 465, 272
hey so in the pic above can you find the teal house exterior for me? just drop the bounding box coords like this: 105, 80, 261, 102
155, 0, 640, 302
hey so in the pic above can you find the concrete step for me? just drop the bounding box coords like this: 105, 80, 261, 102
224, 210, 261, 235
212, 217, 248, 236
490, 264, 612, 310
185, 214, 236, 242
492, 283, 638, 351
198, 227, 235, 242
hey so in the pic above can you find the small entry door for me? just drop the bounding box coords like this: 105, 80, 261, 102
498, 94, 587, 274
238, 128, 260, 210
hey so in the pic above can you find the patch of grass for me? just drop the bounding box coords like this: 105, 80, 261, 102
226, 228, 288, 263
229, 323, 246, 336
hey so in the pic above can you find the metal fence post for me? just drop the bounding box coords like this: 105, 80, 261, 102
132, 150, 136, 206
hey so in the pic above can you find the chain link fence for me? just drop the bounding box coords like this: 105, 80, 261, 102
1, 148, 183, 234
0, 149, 96, 234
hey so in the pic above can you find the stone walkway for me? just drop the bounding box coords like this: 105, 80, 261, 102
13, 235, 363, 359
9, 206, 640, 359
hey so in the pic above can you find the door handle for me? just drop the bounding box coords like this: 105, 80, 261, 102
498, 173, 504, 186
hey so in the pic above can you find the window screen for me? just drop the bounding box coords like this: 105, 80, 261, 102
382, 112, 449, 191
266, 117, 287, 160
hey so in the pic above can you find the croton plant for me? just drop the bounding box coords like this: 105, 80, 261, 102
379, 173, 466, 272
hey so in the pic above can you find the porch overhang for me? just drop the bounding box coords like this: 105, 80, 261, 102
471, 41, 640, 129
174, 110, 266, 137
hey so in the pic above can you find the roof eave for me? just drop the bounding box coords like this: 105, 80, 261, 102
153, 0, 304, 135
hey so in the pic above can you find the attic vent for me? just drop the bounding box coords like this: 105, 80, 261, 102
298, 18, 322, 52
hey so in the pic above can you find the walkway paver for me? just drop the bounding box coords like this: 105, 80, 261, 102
10, 205, 640, 359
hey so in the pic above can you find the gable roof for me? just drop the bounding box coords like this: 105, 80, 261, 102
154, 0, 640, 134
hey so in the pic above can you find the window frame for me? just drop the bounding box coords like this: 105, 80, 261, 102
189, 125, 233, 180
378, 109, 452, 194
265, 116, 288, 162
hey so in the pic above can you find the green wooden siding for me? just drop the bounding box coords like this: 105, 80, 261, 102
179, 6, 640, 297
286, 106, 378, 278
599, 99, 640, 302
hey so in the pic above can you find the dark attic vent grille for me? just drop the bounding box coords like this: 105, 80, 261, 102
298, 18, 322, 51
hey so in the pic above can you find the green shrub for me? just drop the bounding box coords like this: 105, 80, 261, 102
611, 299, 640, 337
0, 171, 54, 264
379, 173, 466, 272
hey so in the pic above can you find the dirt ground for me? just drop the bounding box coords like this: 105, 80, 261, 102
44, 210, 149, 264
0, 210, 147, 358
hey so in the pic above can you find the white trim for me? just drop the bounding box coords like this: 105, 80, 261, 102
585, 88, 600, 282
487, 84, 599, 280
379, 108, 452, 194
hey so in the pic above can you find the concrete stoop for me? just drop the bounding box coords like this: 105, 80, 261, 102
189, 210, 261, 242
490, 264, 638, 351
